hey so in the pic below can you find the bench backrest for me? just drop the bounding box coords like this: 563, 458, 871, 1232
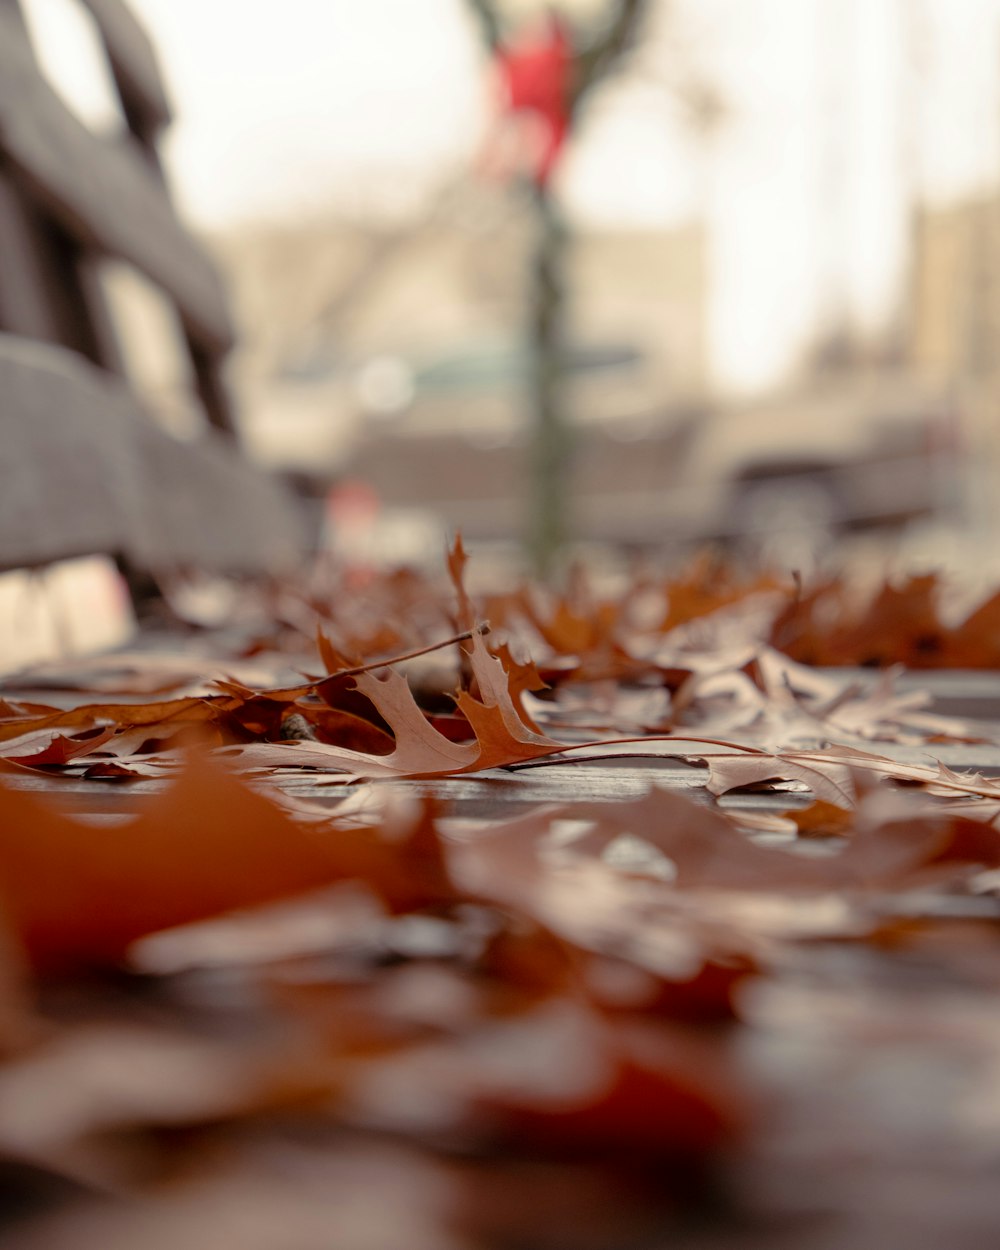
0, 0, 305, 575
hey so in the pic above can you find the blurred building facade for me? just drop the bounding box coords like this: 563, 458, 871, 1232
911, 197, 1000, 386
910, 192, 1000, 539
218, 209, 707, 397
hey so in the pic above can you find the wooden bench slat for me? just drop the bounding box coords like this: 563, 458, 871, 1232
0, 336, 305, 574
0, 169, 66, 344
0, 6, 232, 353
79, 0, 172, 130
134, 415, 308, 574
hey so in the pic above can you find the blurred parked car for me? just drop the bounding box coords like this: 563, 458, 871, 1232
355, 335, 667, 443
237, 334, 661, 469
694, 372, 962, 550
346, 358, 962, 553
239, 330, 962, 559
345, 333, 705, 541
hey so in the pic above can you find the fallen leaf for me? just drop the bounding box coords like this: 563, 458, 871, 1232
3, 727, 117, 769
0, 757, 455, 972
697, 751, 857, 809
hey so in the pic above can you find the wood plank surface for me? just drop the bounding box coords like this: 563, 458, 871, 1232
2, 648, 999, 1247
0, 4, 231, 352
1, 667, 997, 816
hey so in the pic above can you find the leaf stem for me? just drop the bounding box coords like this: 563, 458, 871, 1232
325, 623, 491, 682
499, 733, 771, 771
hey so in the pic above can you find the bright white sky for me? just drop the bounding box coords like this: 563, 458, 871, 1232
21, 0, 1000, 391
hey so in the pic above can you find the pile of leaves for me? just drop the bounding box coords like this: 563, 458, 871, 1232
770, 570, 1000, 668
1, 547, 1000, 1247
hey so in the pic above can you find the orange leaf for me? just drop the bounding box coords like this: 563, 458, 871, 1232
453, 632, 563, 770
4, 726, 117, 769
0, 756, 455, 973
446, 532, 475, 630
229, 633, 567, 779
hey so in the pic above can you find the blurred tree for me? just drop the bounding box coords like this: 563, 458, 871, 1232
466, 0, 651, 576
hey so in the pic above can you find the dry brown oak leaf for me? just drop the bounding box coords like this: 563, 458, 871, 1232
229, 631, 566, 779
